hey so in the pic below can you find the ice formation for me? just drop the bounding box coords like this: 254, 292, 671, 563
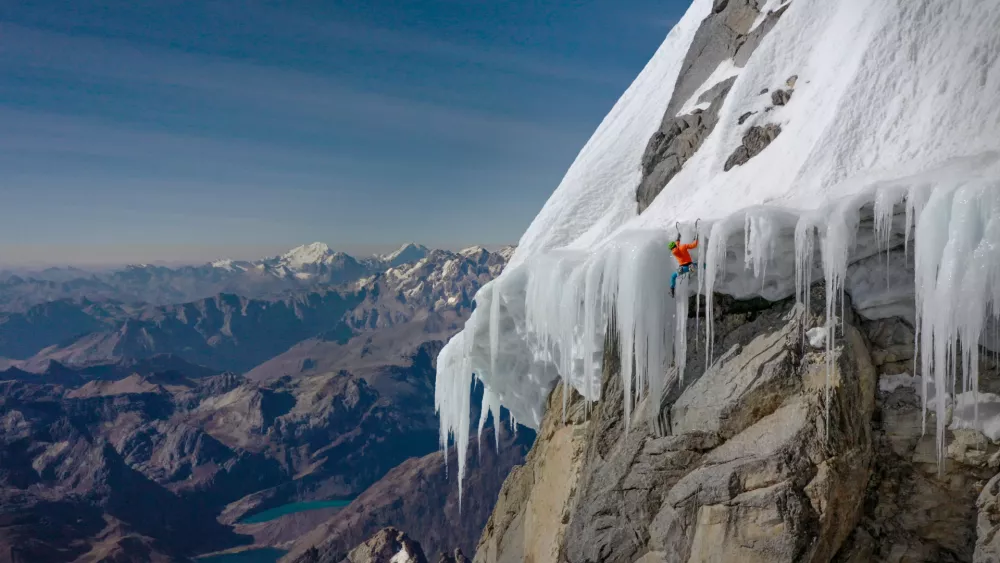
436, 0, 1000, 497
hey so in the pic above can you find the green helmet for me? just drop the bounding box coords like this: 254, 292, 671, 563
668, 241, 677, 250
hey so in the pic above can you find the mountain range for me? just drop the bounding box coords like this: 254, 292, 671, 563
0, 243, 509, 312
0, 244, 512, 374
0, 241, 523, 562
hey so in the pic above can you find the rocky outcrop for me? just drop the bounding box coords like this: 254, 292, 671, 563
473, 286, 1000, 562
636, 0, 792, 213
724, 123, 782, 171
834, 318, 1000, 562
636, 78, 736, 214
295, 527, 431, 563
437, 549, 471, 563
472, 383, 590, 563
559, 289, 874, 563
345, 528, 429, 563
977, 474, 1000, 561
668, 0, 779, 120
771, 88, 793, 106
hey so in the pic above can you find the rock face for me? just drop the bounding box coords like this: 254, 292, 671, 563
473, 285, 1000, 562
834, 318, 1000, 562
771, 88, 793, 106
635, 0, 791, 213
472, 384, 591, 563
345, 528, 429, 563
724, 123, 783, 171
668, 0, 776, 120
636, 78, 736, 214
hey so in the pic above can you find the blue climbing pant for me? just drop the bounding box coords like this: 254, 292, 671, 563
671, 262, 697, 290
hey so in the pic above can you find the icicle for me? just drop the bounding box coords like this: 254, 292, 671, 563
905, 183, 933, 260
490, 279, 502, 376
744, 210, 777, 285
435, 330, 476, 506
795, 214, 817, 343
704, 216, 740, 370
695, 220, 706, 356
907, 183, 935, 435
819, 200, 861, 440
675, 271, 690, 383
604, 232, 676, 429
478, 387, 502, 453
913, 182, 1000, 473
914, 185, 956, 453
437, 176, 1000, 503
581, 251, 605, 404
874, 186, 906, 289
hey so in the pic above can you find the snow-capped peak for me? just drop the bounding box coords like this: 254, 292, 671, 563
279, 242, 335, 268
459, 245, 487, 257
211, 259, 243, 272
381, 243, 430, 267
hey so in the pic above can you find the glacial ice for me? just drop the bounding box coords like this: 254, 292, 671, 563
437, 174, 1000, 496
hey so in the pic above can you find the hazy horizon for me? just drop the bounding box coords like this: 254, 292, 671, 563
1, 0, 688, 267
0, 241, 518, 269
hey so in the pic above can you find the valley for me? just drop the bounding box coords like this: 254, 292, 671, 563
0, 243, 528, 562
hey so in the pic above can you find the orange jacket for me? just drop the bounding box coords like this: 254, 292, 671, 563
671, 239, 698, 266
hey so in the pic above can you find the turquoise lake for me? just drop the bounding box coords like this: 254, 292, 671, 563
240, 499, 353, 524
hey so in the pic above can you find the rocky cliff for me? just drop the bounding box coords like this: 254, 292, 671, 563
473, 286, 1000, 562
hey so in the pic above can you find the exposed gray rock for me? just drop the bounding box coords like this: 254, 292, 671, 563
772, 88, 794, 106
724, 123, 783, 171
437, 549, 471, 563
738, 111, 757, 125
735, 3, 793, 67
665, 0, 765, 120
636, 0, 791, 214
472, 383, 590, 563
474, 283, 1000, 562
977, 474, 1000, 562
556, 290, 875, 563
787, 74, 799, 88
636, 78, 736, 213
347, 528, 428, 563
833, 317, 1000, 563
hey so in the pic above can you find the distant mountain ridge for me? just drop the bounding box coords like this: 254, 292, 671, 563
0, 243, 509, 312
0, 242, 523, 562
0, 246, 514, 375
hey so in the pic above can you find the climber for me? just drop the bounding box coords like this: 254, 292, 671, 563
669, 235, 698, 298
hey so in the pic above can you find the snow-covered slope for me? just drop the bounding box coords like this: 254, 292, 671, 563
507, 0, 712, 266
382, 248, 512, 311
437, 0, 1000, 494
277, 242, 339, 270
380, 243, 431, 268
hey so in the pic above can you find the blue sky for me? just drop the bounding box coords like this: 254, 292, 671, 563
0, 0, 688, 266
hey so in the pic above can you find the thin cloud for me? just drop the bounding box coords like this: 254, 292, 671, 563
0, 24, 585, 149
256, 7, 633, 87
